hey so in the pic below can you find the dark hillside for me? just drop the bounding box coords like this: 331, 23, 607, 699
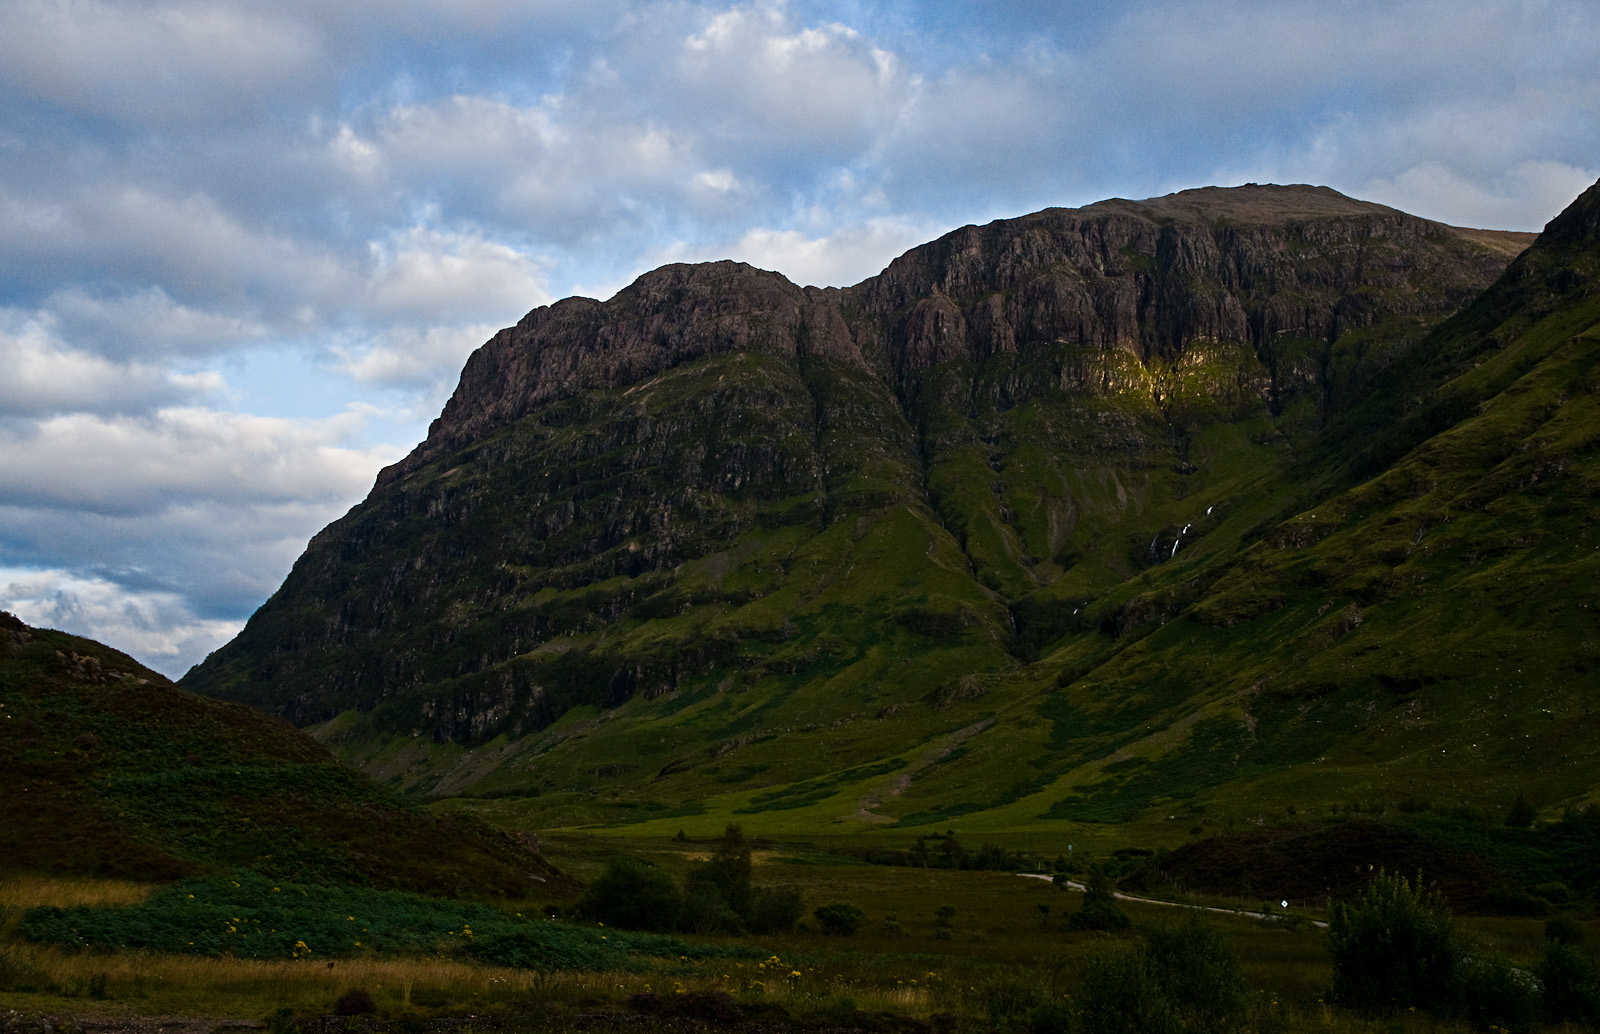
0, 611, 564, 896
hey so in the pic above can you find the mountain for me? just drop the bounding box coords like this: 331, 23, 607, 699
182, 182, 1598, 835
1, 611, 563, 894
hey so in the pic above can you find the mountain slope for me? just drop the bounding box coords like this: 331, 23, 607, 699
1, 611, 562, 894
180, 182, 1590, 833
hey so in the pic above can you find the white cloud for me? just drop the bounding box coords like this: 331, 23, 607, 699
47, 287, 268, 360
1359, 160, 1600, 231
0, 310, 224, 417
0, 405, 404, 674
333, 322, 504, 392
0, 0, 322, 124
0, 407, 392, 514
364, 228, 549, 322
0, 566, 243, 675
652, 214, 944, 288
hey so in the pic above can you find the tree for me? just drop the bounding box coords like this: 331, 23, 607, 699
688, 824, 753, 919
1505, 790, 1536, 828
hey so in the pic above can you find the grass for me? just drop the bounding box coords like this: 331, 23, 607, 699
4, 852, 1586, 1032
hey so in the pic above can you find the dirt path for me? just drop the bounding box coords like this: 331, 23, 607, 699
1018, 873, 1329, 928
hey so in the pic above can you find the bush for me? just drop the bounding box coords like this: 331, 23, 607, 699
1075, 916, 1250, 1034
1546, 915, 1586, 945
812, 902, 865, 935
1482, 888, 1549, 917
1327, 870, 1460, 1013
1457, 953, 1540, 1033
746, 885, 804, 935
1539, 941, 1600, 1027
681, 883, 742, 935
1533, 880, 1571, 904
1077, 941, 1174, 1034
1505, 791, 1536, 828
575, 857, 684, 932
1142, 915, 1245, 1030
1067, 874, 1129, 932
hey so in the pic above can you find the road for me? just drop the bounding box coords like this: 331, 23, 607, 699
1018, 873, 1330, 929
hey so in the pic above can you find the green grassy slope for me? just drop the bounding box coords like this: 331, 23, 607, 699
181, 182, 1597, 840
0, 612, 563, 896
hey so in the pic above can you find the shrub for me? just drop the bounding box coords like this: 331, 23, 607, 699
1142, 914, 1245, 1030
1067, 874, 1129, 932
746, 885, 804, 935
1076, 941, 1174, 1034
1482, 888, 1549, 916
1546, 915, 1586, 945
575, 857, 684, 932
1533, 880, 1571, 904
1457, 953, 1540, 1033
1539, 941, 1600, 1027
681, 883, 742, 935
1075, 916, 1249, 1034
812, 902, 865, 935
1327, 870, 1460, 1013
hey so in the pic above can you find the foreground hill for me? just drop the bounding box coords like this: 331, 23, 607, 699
182, 181, 1599, 835
0, 612, 562, 894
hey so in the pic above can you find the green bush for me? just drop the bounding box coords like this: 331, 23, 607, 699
681, 884, 742, 935
1539, 941, 1600, 1027
1533, 880, 1571, 904
1546, 915, 1586, 945
1074, 916, 1250, 1034
1327, 871, 1460, 1014
576, 857, 684, 932
17, 869, 742, 969
1142, 914, 1245, 1030
1457, 953, 1540, 1033
1067, 874, 1129, 932
1077, 941, 1174, 1034
812, 902, 865, 935
746, 885, 804, 935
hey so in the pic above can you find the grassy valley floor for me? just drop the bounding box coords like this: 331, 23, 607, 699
3, 834, 1590, 1034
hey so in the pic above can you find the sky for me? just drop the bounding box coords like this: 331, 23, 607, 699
1, 0, 1597, 678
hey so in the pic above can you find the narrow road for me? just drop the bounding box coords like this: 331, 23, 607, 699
1018, 873, 1330, 929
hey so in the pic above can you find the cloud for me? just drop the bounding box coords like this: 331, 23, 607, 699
1358, 160, 1600, 232
650, 213, 945, 288
0, 310, 224, 418
333, 322, 505, 392
363, 228, 549, 322
0, 566, 244, 675
0, 0, 322, 124
0, 406, 391, 515
0, 405, 403, 674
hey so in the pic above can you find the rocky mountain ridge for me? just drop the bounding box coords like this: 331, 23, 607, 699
182, 181, 1596, 837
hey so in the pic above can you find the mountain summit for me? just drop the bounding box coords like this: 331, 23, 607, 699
183, 182, 1598, 832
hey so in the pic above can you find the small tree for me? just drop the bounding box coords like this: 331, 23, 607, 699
1505, 791, 1536, 828
688, 824, 753, 918
1327, 870, 1459, 1013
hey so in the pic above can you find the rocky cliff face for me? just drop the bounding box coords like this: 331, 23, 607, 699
182, 182, 1600, 831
